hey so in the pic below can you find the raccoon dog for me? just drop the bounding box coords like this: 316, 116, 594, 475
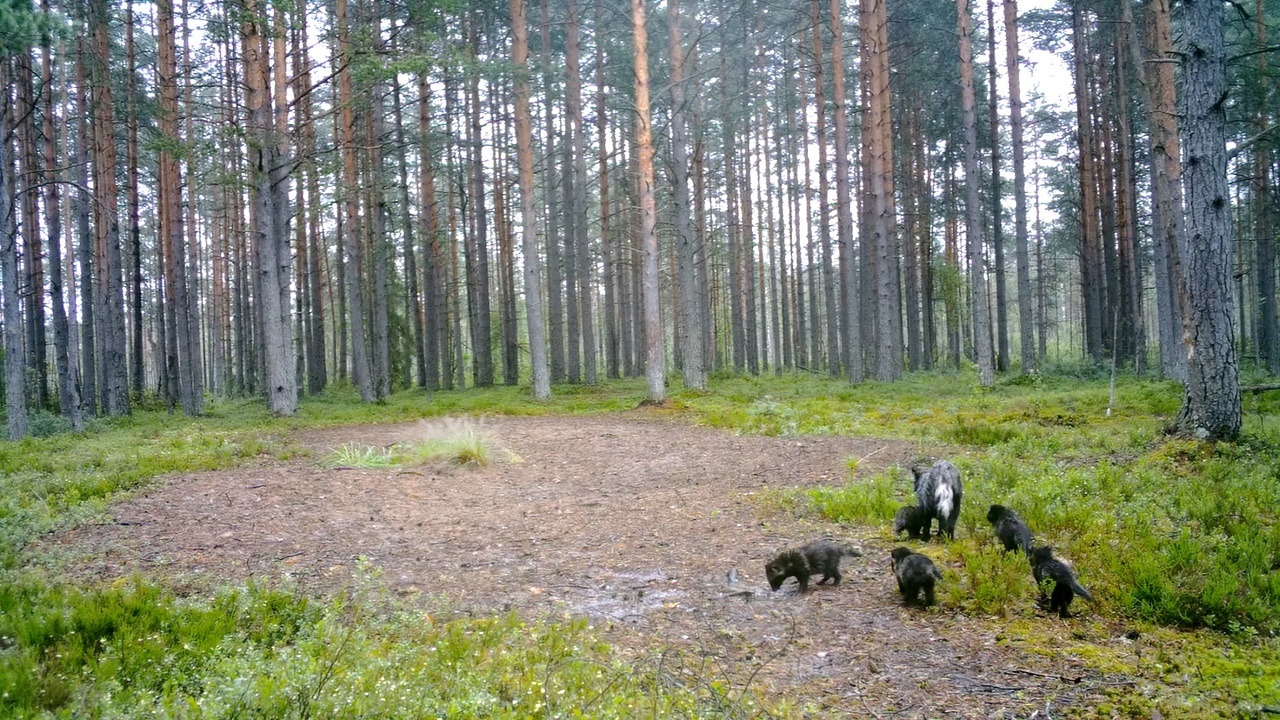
890, 547, 943, 607
986, 504, 1034, 555
765, 540, 863, 592
912, 460, 963, 540
1031, 546, 1093, 618
893, 505, 928, 540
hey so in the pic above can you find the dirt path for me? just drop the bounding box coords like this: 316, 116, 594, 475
51, 412, 1120, 717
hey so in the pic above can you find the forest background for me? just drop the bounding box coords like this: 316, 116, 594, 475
0, 0, 1279, 715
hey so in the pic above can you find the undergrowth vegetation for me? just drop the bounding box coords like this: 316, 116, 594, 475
3, 370, 1278, 716
0, 574, 771, 719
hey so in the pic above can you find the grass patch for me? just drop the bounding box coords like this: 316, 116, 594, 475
0, 577, 783, 719
325, 443, 397, 468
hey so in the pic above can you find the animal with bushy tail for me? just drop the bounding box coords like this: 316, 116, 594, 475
912, 460, 963, 540
1031, 546, 1093, 618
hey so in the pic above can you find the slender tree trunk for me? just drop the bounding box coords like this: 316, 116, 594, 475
1072, 2, 1105, 364
958, 0, 994, 386
15, 52, 47, 411
1172, 0, 1240, 440
812, 1, 840, 375
596, 1, 619, 381
633, 0, 663, 402
158, 0, 201, 415
368, 70, 392, 399
465, 20, 494, 387
419, 75, 443, 391
1142, 0, 1186, 381
90, 0, 130, 415
668, 0, 705, 388
298, 6, 326, 394
987, 0, 1008, 372
1004, 0, 1035, 373
512, 0, 551, 400
126, 0, 144, 394
834, 0, 863, 382
41, 30, 83, 429
1251, 0, 1276, 374
336, 0, 373, 401
75, 43, 96, 415
2, 59, 29, 438
243, 0, 296, 415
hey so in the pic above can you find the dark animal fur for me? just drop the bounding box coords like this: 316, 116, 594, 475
1031, 546, 1093, 618
986, 504, 1034, 554
890, 546, 943, 607
911, 460, 963, 540
893, 505, 928, 539
766, 540, 863, 592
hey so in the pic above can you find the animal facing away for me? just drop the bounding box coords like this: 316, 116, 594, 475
890, 547, 943, 607
1031, 546, 1093, 618
765, 540, 863, 592
912, 460, 964, 540
986, 504, 1034, 555
893, 505, 928, 540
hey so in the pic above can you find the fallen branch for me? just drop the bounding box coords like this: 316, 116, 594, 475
1241, 383, 1280, 393
1004, 668, 1082, 684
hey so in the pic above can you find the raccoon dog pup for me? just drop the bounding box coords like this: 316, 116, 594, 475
893, 505, 928, 540
890, 547, 944, 607
1031, 546, 1093, 618
766, 540, 863, 592
912, 460, 963, 540
986, 504, 1034, 554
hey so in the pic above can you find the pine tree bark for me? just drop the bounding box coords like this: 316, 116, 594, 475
1172, 0, 1240, 440
465, 19, 494, 387
90, 0, 130, 416
336, 0, 374, 401
1071, 1, 1105, 364
811, 1, 840, 376
633, 0, 664, 402
596, 1, 620, 381
958, 0, 994, 386
512, 0, 551, 400
74, 42, 96, 414
1004, 0, 1035, 373
2, 59, 29, 438
668, 0, 705, 389
418, 75, 443, 391
834, 0, 862, 382
243, 0, 296, 415
1251, 0, 1276, 374
987, 0, 1008, 372
15, 52, 47, 410
297, 6, 326, 395
1142, 0, 1186, 381
41, 28, 83, 430
126, 0, 144, 394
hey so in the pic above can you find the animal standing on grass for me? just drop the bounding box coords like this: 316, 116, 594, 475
987, 504, 1034, 555
1031, 546, 1093, 618
912, 460, 963, 540
765, 540, 863, 593
890, 547, 943, 607
893, 505, 928, 540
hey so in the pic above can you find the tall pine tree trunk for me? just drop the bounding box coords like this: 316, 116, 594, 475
2, 58, 29, 438
959, 0, 994, 386
512, 0, 551, 400
633, 0, 664, 402
1005, 0, 1035, 373
1172, 0, 1240, 440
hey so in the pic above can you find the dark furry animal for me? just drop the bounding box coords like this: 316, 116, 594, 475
986, 504, 1034, 554
1031, 546, 1093, 618
890, 547, 943, 607
765, 540, 863, 592
912, 460, 964, 540
893, 505, 928, 539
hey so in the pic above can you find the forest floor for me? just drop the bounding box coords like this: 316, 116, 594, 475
49, 411, 1139, 717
